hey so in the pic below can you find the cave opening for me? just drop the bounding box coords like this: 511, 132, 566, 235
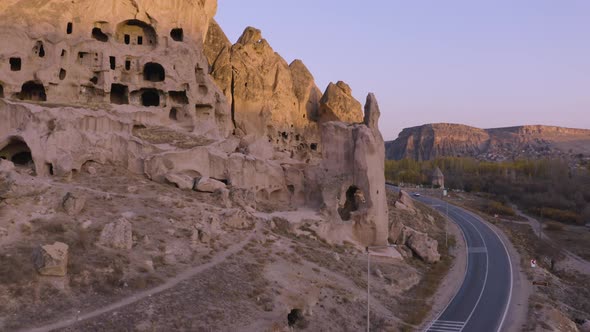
92, 27, 109, 42
110, 84, 129, 105
170, 28, 184, 42
59, 69, 66, 80
141, 89, 160, 107
67, 22, 73, 34
33, 41, 45, 58
109, 56, 116, 70
143, 62, 165, 82
116, 20, 157, 47
10, 57, 21, 71
0, 138, 33, 168
169, 91, 188, 105
338, 186, 360, 221
169, 108, 178, 121
18, 81, 47, 101
287, 309, 304, 327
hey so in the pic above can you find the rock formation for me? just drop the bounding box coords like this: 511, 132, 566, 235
0, 0, 390, 250
386, 123, 590, 162
98, 218, 133, 250
32, 242, 69, 276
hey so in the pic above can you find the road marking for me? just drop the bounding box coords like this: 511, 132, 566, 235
468, 246, 488, 254
422, 206, 470, 332
462, 209, 514, 332
448, 210, 489, 330
427, 320, 466, 332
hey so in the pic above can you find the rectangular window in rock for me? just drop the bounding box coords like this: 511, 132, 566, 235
137, 36, 143, 45
10, 57, 21, 71
110, 56, 116, 70
67, 22, 73, 34
110, 84, 129, 105
169, 91, 189, 105
124, 34, 130, 45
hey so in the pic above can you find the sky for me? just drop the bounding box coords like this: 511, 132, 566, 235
215, 1, 590, 140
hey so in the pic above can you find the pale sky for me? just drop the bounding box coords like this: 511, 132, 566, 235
215, 1, 590, 140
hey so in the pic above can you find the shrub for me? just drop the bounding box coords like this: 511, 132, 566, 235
544, 221, 565, 232
483, 201, 516, 217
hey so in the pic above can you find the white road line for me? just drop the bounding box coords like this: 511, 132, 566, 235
422, 207, 470, 332
448, 209, 489, 330
427, 321, 466, 332
462, 209, 514, 332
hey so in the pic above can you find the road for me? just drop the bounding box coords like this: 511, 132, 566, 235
415, 194, 513, 332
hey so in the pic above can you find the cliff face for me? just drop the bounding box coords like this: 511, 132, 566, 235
0, 0, 388, 248
386, 123, 590, 161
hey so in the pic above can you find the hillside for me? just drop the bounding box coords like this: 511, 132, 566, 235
386, 123, 590, 162
0, 1, 455, 331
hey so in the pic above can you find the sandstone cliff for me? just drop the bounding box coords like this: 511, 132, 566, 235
386, 123, 590, 161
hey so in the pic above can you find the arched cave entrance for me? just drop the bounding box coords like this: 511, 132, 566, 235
141, 89, 160, 107
338, 186, 361, 221
143, 62, 165, 82
116, 20, 157, 47
0, 138, 34, 169
18, 81, 47, 101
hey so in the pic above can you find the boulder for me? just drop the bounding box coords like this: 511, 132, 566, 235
397, 245, 413, 259
318, 81, 364, 123
406, 229, 440, 263
98, 218, 133, 250
165, 173, 195, 190
32, 242, 69, 277
396, 190, 415, 210
388, 222, 405, 244
62, 192, 86, 216
194, 177, 226, 193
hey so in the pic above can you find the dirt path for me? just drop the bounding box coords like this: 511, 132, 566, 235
510, 208, 590, 276
21, 226, 259, 332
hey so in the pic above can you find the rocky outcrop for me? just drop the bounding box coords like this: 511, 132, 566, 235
98, 218, 133, 249
194, 177, 226, 193
406, 230, 440, 263
313, 94, 389, 246
389, 224, 440, 263
32, 242, 69, 276
319, 81, 364, 124
395, 190, 415, 211
165, 173, 195, 190
386, 123, 590, 161
0, 0, 391, 250
62, 192, 86, 216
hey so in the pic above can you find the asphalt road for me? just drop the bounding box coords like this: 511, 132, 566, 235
411, 193, 513, 332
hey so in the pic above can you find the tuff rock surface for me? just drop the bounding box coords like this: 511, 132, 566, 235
0, 0, 389, 250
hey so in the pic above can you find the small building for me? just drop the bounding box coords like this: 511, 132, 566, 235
431, 167, 444, 188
